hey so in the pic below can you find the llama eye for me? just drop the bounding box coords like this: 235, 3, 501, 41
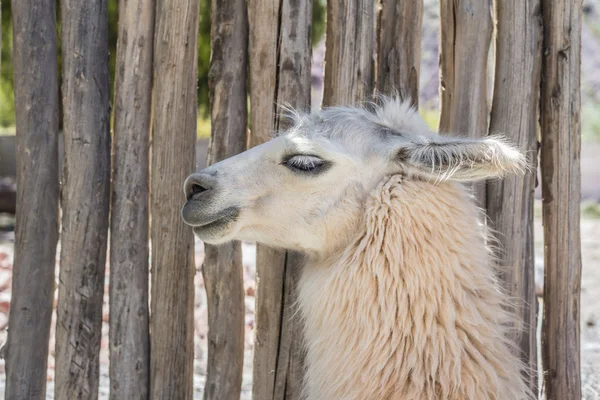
283, 155, 327, 173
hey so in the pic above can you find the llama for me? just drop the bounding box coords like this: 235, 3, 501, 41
181, 98, 532, 400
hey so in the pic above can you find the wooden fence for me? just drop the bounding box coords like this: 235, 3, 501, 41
5, 0, 582, 399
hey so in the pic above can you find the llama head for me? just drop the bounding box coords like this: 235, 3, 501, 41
182, 98, 525, 254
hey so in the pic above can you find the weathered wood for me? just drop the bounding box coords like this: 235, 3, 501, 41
248, 1, 286, 399
376, 0, 423, 106
323, 0, 376, 106
202, 245, 245, 400
540, 0, 582, 398
5, 0, 59, 397
109, 0, 154, 397
201, 0, 248, 397
486, 0, 542, 393
249, 0, 312, 398
438, 0, 492, 205
271, 252, 307, 400
150, 0, 199, 397
55, 0, 111, 397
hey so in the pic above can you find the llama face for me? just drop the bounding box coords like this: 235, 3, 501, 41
181, 98, 524, 253
181, 130, 387, 252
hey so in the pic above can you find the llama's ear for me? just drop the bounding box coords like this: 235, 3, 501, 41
396, 135, 527, 182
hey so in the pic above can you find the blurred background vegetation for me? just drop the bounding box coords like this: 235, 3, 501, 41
0, 0, 326, 136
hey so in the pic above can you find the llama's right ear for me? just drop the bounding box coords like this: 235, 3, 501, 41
395, 135, 526, 182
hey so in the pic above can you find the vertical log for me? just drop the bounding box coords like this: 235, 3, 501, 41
438, 0, 492, 205
109, 0, 154, 397
150, 0, 199, 397
201, 0, 248, 397
6, 0, 59, 398
323, 0, 376, 106
540, 0, 582, 399
55, 0, 111, 397
486, 0, 542, 393
248, 1, 285, 398
270, 3, 312, 395
248, 0, 312, 397
376, 0, 423, 106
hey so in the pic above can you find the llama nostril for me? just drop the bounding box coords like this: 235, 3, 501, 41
191, 184, 206, 196
187, 183, 208, 201
184, 173, 215, 201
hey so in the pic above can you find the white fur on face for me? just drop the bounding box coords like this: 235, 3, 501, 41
182, 97, 524, 256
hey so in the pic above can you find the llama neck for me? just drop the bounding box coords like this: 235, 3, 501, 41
297, 176, 529, 400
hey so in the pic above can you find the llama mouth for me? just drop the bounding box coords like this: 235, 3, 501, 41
193, 212, 236, 230
181, 194, 240, 226
182, 205, 240, 239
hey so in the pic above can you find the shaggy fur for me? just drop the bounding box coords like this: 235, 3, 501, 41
181, 97, 531, 400
299, 176, 531, 400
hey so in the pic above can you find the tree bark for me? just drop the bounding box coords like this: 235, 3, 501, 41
376, 0, 423, 106
438, 0, 492, 205
54, 0, 111, 398
109, 0, 154, 397
323, 0, 375, 106
486, 0, 542, 394
540, 0, 582, 399
248, 0, 312, 398
149, 0, 199, 398
201, 0, 248, 397
6, 0, 59, 398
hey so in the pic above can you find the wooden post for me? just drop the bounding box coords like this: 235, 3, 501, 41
540, 0, 582, 398
201, 0, 248, 397
248, 0, 287, 395
376, 0, 423, 106
248, 0, 312, 397
55, 0, 111, 398
150, 0, 199, 397
438, 0, 492, 205
323, 0, 376, 106
6, 0, 59, 398
486, 0, 542, 393
109, 0, 154, 397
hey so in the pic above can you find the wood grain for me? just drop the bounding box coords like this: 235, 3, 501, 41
249, 0, 312, 397
540, 0, 583, 398
150, 0, 199, 398
6, 0, 59, 397
109, 0, 154, 397
438, 0, 492, 205
55, 0, 111, 398
486, 0, 542, 394
376, 0, 423, 106
202, 0, 248, 397
323, 0, 376, 106
248, 0, 285, 397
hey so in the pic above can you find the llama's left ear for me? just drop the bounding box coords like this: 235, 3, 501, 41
396, 135, 527, 182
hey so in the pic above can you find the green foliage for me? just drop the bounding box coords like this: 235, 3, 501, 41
0, 0, 327, 128
312, 0, 325, 45
419, 107, 440, 131
198, 0, 211, 118
107, 0, 119, 102
1, 0, 14, 127
582, 200, 600, 219
582, 103, 600, 143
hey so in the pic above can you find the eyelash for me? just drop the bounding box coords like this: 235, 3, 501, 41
283, 155, 326, 173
